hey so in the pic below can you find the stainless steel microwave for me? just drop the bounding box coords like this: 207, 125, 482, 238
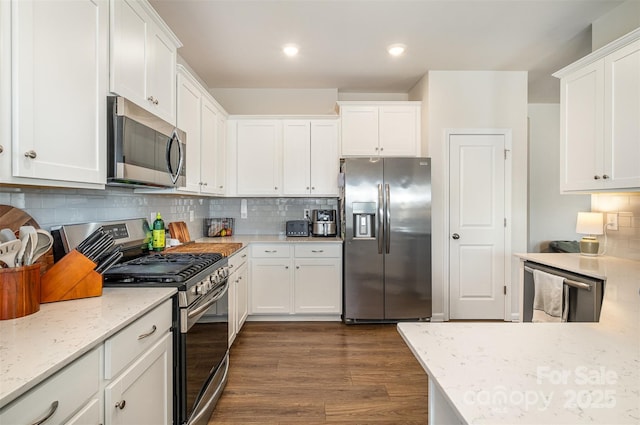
107, 96, 186, 188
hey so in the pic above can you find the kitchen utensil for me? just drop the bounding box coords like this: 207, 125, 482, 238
0, 239, 22, 268
30, 229, 54, 264
0, 228, 16, 242
17, 226, 37, 266
76, 227, 104, 254
94, 248, 123, 274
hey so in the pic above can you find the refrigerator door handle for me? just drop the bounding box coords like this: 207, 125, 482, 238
377, 183, 384, 254
385, 183, 391, 254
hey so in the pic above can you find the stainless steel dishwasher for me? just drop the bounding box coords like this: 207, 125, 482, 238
523, 261, 605, 322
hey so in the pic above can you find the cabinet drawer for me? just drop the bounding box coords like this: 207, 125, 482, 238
229, 246, 249, 270
105, 299, 172, 379
295, 244, 341, 258
0, 347, 100, 425
251, 244, 291, 258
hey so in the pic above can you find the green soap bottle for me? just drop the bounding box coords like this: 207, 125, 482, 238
152, 212, 165, 251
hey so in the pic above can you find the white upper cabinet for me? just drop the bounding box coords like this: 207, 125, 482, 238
235, 120, 283, 196
176, 69, 203, 193
555, 29, 640, 192
5, 0, 108, 187
604, 39, 640, 189
110, 0, 181, 125
339, 102, 421, 157
176, 66, 227, 196
283, 120, 339, 196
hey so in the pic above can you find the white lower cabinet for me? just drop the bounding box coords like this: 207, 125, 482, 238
228, 246, 249, 345
294, 244, 342, 314
103, 299, 173, 425
0, 347, 101, 425
249, 243, 342, 318
0, 299, 173, 425
104, 333, 172, 425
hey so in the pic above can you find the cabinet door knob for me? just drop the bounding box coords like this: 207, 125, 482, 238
452, 233, 460, 240
602, 174, 610, 179
274, 186, 278, 190
594, 175, 601, 180
115, 400, 126, 410
296, 266, 300, 269
285, 266, 289, 269
24, 150, 37, 159
147, 96, 159, 105
375, 147, 379, 151
380, 147, 384, 151
0, 145, 3, 154
306, 187, 310, 190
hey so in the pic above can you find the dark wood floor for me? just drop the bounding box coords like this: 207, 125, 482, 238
209, 322, 429, 424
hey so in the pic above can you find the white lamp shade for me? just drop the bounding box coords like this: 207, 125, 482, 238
576, 212, 604, 235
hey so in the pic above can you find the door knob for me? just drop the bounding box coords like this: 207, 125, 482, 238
452, 233, 460, 240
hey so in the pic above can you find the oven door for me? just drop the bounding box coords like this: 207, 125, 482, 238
181, 281, 229, 425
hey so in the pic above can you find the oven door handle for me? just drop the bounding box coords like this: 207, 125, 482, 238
187, 281, 229, 320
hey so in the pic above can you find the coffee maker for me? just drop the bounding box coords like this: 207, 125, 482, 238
311, 209, 337, 237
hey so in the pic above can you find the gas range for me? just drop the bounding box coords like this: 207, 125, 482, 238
103, 252, 229, 307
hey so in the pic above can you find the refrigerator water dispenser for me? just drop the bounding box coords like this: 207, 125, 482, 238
352, 202, 376, 238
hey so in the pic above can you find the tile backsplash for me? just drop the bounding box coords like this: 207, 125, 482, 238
0, 187, 336, 239
592, 193, 640, 261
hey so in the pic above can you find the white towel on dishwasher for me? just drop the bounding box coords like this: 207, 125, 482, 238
532, 269, 565, 323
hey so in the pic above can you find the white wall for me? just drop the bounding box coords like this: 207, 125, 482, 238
527, 104, 590, 252
426, 71, 528, 321
408, 73, 429, 156
209, 88, 338, 115
592, 0, 640, 50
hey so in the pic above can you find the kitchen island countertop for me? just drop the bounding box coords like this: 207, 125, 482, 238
398, 254, 640, 424
0, 287, 176, 408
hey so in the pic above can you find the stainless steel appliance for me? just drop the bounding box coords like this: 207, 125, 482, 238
311, 209, 337, 237
52, 219, 229, 425
286, 220, 310, 237
107, 96, 186, 188
342, 158, 432, 323
522, 261, 604, 322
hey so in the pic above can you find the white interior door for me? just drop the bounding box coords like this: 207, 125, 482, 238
449, 133, 506, 319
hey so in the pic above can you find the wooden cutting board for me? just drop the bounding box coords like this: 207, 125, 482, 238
0, 205, 53, 273
0, 205, 40, 231
164, 242, 243, 258
168, 221, 191, 243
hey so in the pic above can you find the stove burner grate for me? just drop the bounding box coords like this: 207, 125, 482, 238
104, 253, 224, 283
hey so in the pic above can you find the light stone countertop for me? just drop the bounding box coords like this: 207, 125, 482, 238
0, 287, 176, 408
197, 235, 343, 245
398, 254, 640, 424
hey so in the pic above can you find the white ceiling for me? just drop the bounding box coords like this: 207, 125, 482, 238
149, 0, 624, 103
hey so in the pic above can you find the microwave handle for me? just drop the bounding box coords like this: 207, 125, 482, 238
166, 130, 184, 184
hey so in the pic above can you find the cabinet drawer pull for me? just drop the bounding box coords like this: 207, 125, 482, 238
311, 250, 324, 253
147, 96, 159, 105
229, 264, 234, 268
241, 254, 247, 258
602, 174, 610, 179
115, 400, 126, 410
594, 175, 601, 180
32, 400, 58, 425
24, 150, 37, 159
137, 325, 157, 340
264, 250, 277, 253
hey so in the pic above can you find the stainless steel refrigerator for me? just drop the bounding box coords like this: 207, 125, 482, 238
342, 157, 431, 323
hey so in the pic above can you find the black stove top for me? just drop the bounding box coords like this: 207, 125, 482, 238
104, 253, 224, 284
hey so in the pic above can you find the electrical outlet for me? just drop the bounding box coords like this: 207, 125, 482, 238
606, 212, 618, 231
304, 209, 310, 219
189, 210, 195, 222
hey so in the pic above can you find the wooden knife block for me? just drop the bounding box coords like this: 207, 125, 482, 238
40, 250, 102, 303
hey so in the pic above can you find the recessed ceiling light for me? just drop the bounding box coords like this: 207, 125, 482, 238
283, 44, 299, 57
388, 44, 406, 56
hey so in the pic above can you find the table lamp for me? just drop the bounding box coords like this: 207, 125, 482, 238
576, 212, 603, 256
